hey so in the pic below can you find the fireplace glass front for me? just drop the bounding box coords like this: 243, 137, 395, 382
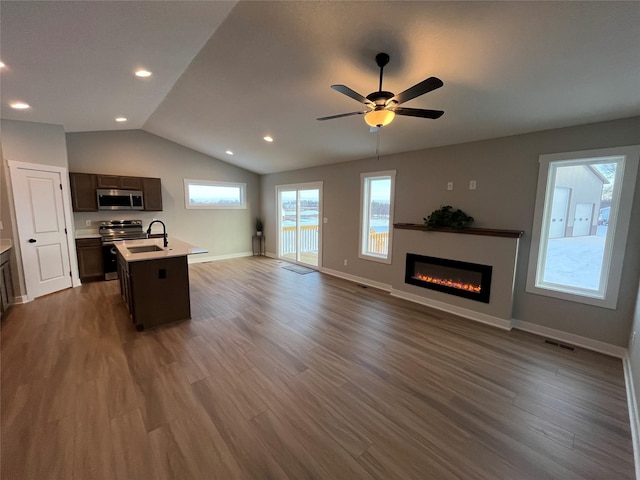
405, 253, 492, 303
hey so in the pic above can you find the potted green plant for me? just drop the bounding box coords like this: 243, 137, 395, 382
255, 217, 264, 236
424, 205, 474, 229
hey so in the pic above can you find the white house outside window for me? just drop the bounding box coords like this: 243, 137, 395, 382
526, 146, 639, 309
360, 171, 396, 263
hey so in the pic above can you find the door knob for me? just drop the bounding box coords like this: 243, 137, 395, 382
28, 239, 37, 243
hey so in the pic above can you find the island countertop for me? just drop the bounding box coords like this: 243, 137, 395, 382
114, 237, 208, 262
0, 239, 12, 255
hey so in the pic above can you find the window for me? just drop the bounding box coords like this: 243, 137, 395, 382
184, 179, 246, 209
526, 146, 639, 308
360, 170, 396, 263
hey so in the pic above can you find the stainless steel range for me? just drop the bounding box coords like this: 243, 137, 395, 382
99, 220, 147, 280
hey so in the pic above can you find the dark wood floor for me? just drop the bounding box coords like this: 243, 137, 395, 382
1, 256, 635, 479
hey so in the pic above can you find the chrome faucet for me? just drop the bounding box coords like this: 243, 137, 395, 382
146, 220, 168, 247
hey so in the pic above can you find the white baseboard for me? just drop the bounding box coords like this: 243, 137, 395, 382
511, 319, 627, 358
187, 252, 253, 264
390, 288, 512, 330
320, 267, 392, 292
623, 355, 640, 480
11, 294, 30, 305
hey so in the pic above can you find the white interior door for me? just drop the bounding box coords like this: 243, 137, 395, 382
11, 164, 73, 298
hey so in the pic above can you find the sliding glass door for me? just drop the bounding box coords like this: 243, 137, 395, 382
276, 182, 322, 267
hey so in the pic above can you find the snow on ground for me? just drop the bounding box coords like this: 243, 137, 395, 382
543, 226, 607, 290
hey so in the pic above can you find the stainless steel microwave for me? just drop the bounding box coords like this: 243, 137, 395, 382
97, 189, 144, 210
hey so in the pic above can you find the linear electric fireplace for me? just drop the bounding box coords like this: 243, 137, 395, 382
405, 253, 493, 303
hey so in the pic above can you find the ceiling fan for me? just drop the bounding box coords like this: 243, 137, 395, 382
317, 52, 444, 129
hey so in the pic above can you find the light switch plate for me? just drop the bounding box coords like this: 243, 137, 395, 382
469, 180, 477, 190
447, 182, 454, 191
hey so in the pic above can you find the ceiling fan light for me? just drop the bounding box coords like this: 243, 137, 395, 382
364, 109, 395, 127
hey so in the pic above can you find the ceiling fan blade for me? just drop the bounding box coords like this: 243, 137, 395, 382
331, 85, 375, 106
393, 107, 444, 119
393, 77, 443, 105
317, 111, 367, 121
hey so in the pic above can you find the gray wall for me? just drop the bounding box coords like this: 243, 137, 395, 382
1, 119, 69, 168
261, 116, 640, 347
66, 130, 260, 260
1, 119, 71, 298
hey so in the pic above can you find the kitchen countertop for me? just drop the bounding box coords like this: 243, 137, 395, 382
75, 229, 101, 239
114, 237, 208, 263
0, 239, 12, 255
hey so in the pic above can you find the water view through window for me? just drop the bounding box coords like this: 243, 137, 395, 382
278, 184, 321, 267
360, 171, 395, 262
184, 180, 246, 209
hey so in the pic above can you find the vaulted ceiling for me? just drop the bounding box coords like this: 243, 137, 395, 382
2, 1, 639, 174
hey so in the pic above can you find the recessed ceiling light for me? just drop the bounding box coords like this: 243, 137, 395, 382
10, 102, 30, 110
135, 69, 152, 78
263, 136, 274, 143
115, 117, 127, 122
225, 150, 234, 155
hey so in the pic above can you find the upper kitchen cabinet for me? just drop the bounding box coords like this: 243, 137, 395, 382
70, 172, 98, 211
70, 172, 163, 212
142, 177, 163, 211
97, 175, 143, 190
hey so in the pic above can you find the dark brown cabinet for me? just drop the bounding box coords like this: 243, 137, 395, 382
69, 172, 162, 212
97, 175, 143, 190
0, 249, 14, 314
117, 251, 190, 331
76, 238, 104, 282
142, 177, 163, 211
70, 173, 98, 211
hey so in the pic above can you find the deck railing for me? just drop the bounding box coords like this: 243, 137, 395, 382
281, 225, 319, 254
368, 229, 389, 255
280, 225, 390, 256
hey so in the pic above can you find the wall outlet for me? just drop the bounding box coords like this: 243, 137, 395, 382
469, 180, 477, 190
85, 220, 92, 227
447, 182, 454, 191
323, 217, 328, 224
343, 259, 348, 266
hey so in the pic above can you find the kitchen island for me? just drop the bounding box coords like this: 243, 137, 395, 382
114, 238, 207, 331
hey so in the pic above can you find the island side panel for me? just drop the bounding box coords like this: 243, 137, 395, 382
129, 255, 191, 330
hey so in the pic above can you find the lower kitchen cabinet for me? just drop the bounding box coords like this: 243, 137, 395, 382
117, 251, 190, 331
1, 249, 14, 314
76, 238, 104, 282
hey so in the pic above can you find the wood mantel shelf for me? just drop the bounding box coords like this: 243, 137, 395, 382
394, 223, 524, 238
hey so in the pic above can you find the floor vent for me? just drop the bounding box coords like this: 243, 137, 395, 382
544, 339, 575, 351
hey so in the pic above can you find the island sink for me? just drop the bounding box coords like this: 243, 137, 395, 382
127, 245, 165, 253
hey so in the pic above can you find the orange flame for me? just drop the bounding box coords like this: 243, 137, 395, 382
414, 273, 481, 293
